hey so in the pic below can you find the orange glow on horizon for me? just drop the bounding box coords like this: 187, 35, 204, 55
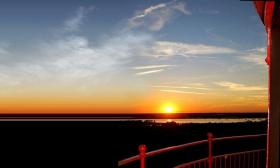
0, 88, 268, 114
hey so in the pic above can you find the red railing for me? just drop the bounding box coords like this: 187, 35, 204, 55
118, 133, 266, 168
175, 149, 265, 168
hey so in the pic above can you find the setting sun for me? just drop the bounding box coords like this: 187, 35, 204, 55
161, 103, 177, 114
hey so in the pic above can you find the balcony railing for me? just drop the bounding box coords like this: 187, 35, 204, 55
175, 149, 265, 168
118, 133, 266, 168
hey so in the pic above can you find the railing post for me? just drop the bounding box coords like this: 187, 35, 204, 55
207, 133, 213, 168
139, 144, 146, 168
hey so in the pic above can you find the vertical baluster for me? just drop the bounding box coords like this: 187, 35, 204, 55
188, 163, 191, 168
240, 153, 242, 168
208, 133, 213, 168
243, 153, 246, 168
229, 155, 231, 168
239, 154, 241, 168
214, 157, 217, 168
248, 152, 250, 168
256, 151, 260, 168
204, 159, 206, 168
220, 157, 222, 168
233, 155, 236, 168
252, 151, 255, 168
225, 155, 227, 168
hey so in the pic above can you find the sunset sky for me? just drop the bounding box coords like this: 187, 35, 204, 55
0, 0, 267, 114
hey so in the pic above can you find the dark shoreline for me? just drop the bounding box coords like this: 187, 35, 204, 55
0, 120, 267, 168
0, 112, 267, 120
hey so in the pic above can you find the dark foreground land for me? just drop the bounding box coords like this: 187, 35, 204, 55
0, 120, 267, 168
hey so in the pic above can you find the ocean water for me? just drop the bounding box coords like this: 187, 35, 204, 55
0, 113, 267, 123
41, 118, 266, 123
152, 118, 267, 123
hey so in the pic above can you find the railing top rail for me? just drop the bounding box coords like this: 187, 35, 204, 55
213, 133, 266, 142
118, 140, 208, 166
146, 139, 208, 158
118, 139, 208, 166
118, 133, 267, 167
118, 155, 140, 166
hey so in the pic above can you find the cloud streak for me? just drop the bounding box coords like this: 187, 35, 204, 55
128, 0, 190, 31
64, 7, 93, 32
135, 69, 164, 76
159, 89, 205, 94
144, 41, 236, 58
240, 47, 266, 65
215, 81, 267, 91
152, 85, 209, 90
133, 64, 175, 70
0, 43, 9, 55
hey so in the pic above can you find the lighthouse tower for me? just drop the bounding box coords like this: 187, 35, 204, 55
253, 1, 280, 168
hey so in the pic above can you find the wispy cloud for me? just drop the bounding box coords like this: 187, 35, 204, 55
136, 69, 164, 76
128, 0, 190, 31
133, 64, 175, 70
159, 89, 205, 94
0, 47, 8, 55
144, 41, 236, 58
132, 3, 167, 19
37, 32, 152, 82
240, 47, 266, 65
215, 81, 267, 91
153, 83, 209, 95
205, 28, 236, 45
0, 72, 20, 86
152, 85, 209, 90
0, 43, 9, 55
0, 8, 153, 89
249, 95, 267, 99
248, 47, 266, 53
64, 7, 93, 32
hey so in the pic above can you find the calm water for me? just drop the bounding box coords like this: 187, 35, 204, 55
53, 118, 266, 123
0, 113, 266, 123
152, 118, 267, 123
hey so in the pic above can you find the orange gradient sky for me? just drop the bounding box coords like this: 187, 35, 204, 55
0, 85, 267, 113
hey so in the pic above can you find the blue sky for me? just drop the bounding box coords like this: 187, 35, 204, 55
0, 0, 268, 113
